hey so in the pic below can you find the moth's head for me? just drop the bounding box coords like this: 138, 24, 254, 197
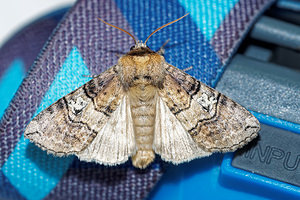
126, 42, 156, 56
119, 41, 163, 69
119, 42, 163, 69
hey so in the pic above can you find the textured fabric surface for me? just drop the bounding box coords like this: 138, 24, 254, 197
0, 8, 68, 77
0, 0, 274, 199
0, 59, 25, 117
45, 160, 162, 200
0, 8, 69, 200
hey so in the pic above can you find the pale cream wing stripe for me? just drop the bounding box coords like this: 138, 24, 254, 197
153, 97, 211, 164
24, 66, 124, 156
76, 95, 136, 165
159, 64, 260, 153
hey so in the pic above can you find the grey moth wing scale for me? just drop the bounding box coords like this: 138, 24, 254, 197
24, 66, 126, 157
158, 64, 260, 153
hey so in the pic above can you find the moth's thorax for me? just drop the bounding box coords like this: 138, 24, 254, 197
118, 48, 166, 89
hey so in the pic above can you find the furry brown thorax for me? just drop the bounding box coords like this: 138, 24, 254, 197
118, 46, 166, 90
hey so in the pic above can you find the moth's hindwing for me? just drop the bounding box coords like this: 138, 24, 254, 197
24, 66, 126, 156
76, 95, 136, 165
154, 97, 212, 164
158, 65, 260, 153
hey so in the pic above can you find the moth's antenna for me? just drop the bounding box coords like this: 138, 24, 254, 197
98, 18, 137, 45
144, 13, 189, 45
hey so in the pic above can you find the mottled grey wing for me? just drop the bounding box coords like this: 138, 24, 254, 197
158, 64, 260, 153
25, 66, 124, 156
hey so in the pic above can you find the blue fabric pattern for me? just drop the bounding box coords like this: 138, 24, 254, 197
2, 47, 91, 200
178, 0, 239, 40
115, 0, 222, 86
0, 59, 25, 118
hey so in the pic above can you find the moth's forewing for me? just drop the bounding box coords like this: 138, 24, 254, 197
25, 67, 126, 156
157, 64, 259, 156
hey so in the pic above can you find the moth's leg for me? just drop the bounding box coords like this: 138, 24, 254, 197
115, 53, 122, 59
183, 66, 193, 72
157, 39, 170, 56
82, 75, 98, 78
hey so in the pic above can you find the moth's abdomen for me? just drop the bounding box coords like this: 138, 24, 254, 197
132, 101, 155, 149
129, 85, 157, 169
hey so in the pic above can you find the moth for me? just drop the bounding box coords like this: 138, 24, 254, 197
25, 14, 260, 169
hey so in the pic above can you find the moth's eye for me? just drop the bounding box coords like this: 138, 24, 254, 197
133, 76, 139, 80
130, 46, 135, 51
143, 76, 151, 80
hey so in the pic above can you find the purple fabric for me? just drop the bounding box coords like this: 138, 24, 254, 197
45, 159, 163, 200
0, 8, 67, 77
0, 171, 25, 200
0, 8, 68, 166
